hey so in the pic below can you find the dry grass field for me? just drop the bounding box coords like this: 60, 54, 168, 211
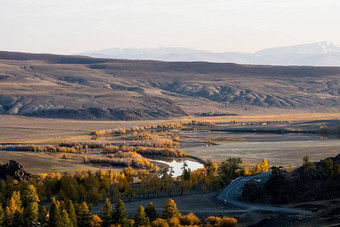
1, 112, 339, 173
1, 113, 340, 143
0, 150, 121, 174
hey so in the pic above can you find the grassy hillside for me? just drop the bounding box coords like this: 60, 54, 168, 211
0, 51, 339, 120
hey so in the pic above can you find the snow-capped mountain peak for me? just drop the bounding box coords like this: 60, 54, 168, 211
255, 41, 340, 56
317, 41, 338, 53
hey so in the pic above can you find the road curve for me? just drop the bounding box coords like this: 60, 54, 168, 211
218, 172, 311, 214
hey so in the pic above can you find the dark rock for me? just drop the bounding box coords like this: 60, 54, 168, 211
0, 160, 30, 181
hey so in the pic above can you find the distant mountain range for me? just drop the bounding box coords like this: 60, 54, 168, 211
80, 41, 340, 66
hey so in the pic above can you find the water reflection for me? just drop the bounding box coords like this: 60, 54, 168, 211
151, 159, 204, 177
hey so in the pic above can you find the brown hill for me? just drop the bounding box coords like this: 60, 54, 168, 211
0, 51, 339, 120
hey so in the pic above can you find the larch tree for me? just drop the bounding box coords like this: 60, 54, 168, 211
66, 200, 77, 227
179, 212, 201, 226
0, 204, 3, 226
77, 201, 91, 227
61, 210, 72, 227
90, 214, 102, 227
218, 158, 242, 186
145, 202, 158, 222
151, 218, 169, 227
38, 206, 48, 226
4, 192, 24, 226
23, 184, 40, 226
49, 198, 62, 227
134, 205, 150, 227
102, 198, 112, 227
112, 199, 128, 225
161, 199, 179, 220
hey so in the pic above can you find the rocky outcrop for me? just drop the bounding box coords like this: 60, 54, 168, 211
0, 160, 30, 181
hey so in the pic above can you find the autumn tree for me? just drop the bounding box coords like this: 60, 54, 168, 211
49, 198, 62, 227
102, 198, 112, 227
61, 210, 72, 227
205, 159, 218, 174
151, 218, 169, 227
77, 201, 91, 227
3, 191, 24, 226
161, 199, 179, 220
260, 159, 269, 172
134, 205, 150, 227
22, 184, 40, 226
220, 217, 238, 226
90, 214, 102, 227
168, 217, 180, 226
38, 206, 48, 226
0, 204, 3, 226
218, 158, 242, 186
205, 216, 237, 227
112, 199, 128, 225
161, 168, 174, 196
320, 158, 334, 176
66, 200, 77, 227
150, 176, 161, 197
145, 202, 158, 222
179, 213, 200, 226
302, 155, 316, 169
109, 183, 121, 201
123, 167, 135, 183
179, 162, 192, 195
140, 175, 151, 197
124, 184, 135, 201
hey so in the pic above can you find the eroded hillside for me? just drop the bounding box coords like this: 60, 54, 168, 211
0, 51, 339, 120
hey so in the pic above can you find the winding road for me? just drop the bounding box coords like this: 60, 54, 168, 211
218, 172, 311, 214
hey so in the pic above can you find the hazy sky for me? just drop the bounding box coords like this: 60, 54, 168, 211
1, 0, 340, 54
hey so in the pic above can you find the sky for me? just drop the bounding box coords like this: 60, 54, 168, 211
1, 0, 340, 54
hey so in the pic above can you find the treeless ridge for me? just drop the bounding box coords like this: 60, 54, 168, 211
0, 51, 340, 120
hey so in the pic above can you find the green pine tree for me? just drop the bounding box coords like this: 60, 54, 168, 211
161, 199, 179, 220
112, 199, 128, 225
61, 210, 72, 227
66, 200, 77, 227
134, 205, 150, 227
49, 198, 62, 227
24, 202, 39, 226
38, 206, 48, 226
102, 198, 112, 227
145, 202, 158, 222
13, 209, 24, 226
77, 201, 91, 227
0, 204, 3, 226
23, 184, 40, 226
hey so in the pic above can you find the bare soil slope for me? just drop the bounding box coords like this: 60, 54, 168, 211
0, 51, 340, 120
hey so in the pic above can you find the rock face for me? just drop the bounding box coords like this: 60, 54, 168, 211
0, 160, 30, 181
242, 154, 340, 204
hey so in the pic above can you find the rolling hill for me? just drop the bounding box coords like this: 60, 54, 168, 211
0, 51, 339, 120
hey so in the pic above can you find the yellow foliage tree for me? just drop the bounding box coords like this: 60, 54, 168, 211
90, 214, 102, 227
